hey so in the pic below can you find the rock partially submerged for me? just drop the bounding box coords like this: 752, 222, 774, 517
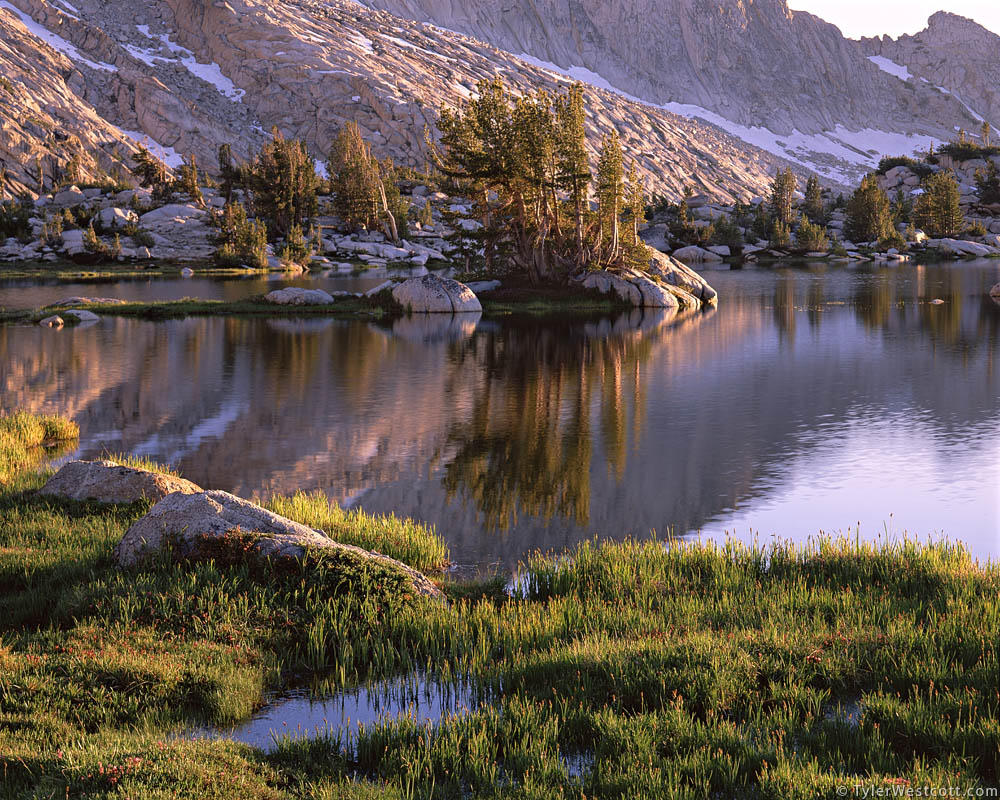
62, 309, 100, 323
264, 288, 335, 306
648, 250, 719, 306
579, 250, 718, 311
392, 274, 482, 313
115, 490, 442, 600
39, 315, 64, 327
990, 283, 1000, 304
39, 460, 202, 504
581, 271, 680, 309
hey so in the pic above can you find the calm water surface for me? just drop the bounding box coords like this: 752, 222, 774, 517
3, 260, 998, 567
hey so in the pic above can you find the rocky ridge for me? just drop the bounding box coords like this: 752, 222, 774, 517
0, 0, 801, 203
859, 13, 1000, 137
366, 0, 990, 184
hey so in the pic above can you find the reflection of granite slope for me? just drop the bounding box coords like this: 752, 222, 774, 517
1, 264, 998, 569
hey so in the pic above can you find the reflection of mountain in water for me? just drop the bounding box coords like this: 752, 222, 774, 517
1, 263, 998, 568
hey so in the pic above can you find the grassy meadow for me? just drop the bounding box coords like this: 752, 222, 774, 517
0, 412, 997, 799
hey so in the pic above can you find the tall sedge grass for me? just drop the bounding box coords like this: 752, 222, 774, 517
0, 413, 997, 799
0, 411, 78, 483
266, 491, 449, 573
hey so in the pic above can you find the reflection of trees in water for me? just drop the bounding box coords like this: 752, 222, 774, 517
440, 316, 659, 531
772, 273, 797, 344
852, 270, 894, 331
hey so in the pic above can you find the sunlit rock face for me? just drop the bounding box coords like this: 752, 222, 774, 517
1, 0, 801, 201
860, 12, 1000, 137
366, 0, 988, 184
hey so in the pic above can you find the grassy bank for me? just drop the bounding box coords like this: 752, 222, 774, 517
1, 413, 997, 799
0, 287, 633, 325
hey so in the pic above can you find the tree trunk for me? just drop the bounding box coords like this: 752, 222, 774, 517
377, 179, 400, 245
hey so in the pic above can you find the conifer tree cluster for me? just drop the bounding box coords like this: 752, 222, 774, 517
328, 121, 406, 244
913, 172, 964, 238
429, 78, 649, 283
246, 129, 318, 238
845, 174, 896, 244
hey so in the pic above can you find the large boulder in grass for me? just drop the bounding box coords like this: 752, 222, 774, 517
392, 274, 482, 313
39, 460, 202, 504
115, 490, 442, 600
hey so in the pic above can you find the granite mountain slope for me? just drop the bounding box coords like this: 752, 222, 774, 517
0, 0, 799, 201
366, 0, 993, 183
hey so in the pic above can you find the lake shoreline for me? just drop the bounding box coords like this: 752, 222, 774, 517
1, 413, 997, 798
0, 285, 647, 325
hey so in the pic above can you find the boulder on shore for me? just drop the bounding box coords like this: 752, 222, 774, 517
581, 271, 679, 309
39, 460, 202, 504
264, 288, 335, 306
648, 249, 718, 306
672, 245, 724, 264
115, 490, 443, 599
63, 309, 100, 322
392, 274, 482, 313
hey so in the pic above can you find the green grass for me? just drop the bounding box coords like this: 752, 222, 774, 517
99, 452, 183, 477
264, 491, 449, 573
1, 413, 997, 799
0, 285, 638, 325
0, 411, 79, 483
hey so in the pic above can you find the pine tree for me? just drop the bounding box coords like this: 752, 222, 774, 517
803, 176, 825, 224
796, 218, 828, 252
596, 130, 624, 260
132, 146, 168, 189
176, 155, 203, 206
555, 83, 590, 265
975, 161, 1000, 205
982, 120, 992, 148
247, 129, 318, 239
218, 144, 242, 203
216, 201, 268, 269
845, 174, 894, 243
328, 122, 401, 244
770, 168, 797, 227
623, 161, 646, 247
913, 172, 964, 238
892, 188, 913, 224
769, 219, 791, 249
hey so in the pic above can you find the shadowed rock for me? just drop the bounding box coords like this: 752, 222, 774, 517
115, 490, 443, 600
39, 460, 202, 503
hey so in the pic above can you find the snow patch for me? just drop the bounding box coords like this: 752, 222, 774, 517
867, 56, 912, 82
51, 0, 80, 20
346, 28, 374, 54
0, 0, 116, 71
133, 24, 245, 102
380, 33, 456, 62
114, 127, 185, 169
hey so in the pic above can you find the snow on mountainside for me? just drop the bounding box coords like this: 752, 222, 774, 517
0, 0, 804, 201
860, 12, 1000, 140
366, 0, 989, 185
2, 0, 994, 198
